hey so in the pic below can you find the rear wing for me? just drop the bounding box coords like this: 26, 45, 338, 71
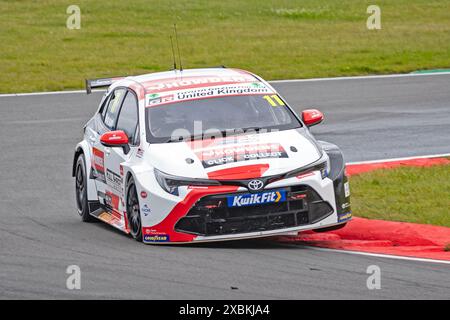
85, 76, 126, 94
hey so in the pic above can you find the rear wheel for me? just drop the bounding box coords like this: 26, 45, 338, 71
75, 153, 94, 222
126, 177, 142, 241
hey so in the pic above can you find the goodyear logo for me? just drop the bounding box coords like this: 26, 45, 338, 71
144, 234, 170, 243
227, 190, 286, 207
338, 212, 352, 222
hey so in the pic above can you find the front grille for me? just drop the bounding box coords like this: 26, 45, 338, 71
175, 185, 333, 236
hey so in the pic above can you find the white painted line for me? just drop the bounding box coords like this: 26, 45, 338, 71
308, 246, 450, 265
1, 71, 450, 97
346, 153, 450, 165
270, 71, 450, 83
0, 89, 105, 98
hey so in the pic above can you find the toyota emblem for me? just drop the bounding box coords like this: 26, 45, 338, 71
247, 179, 264, 191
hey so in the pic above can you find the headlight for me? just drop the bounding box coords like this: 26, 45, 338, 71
321, 155, 330, 179
154, 168, 221, 196
283, 153, 330, 180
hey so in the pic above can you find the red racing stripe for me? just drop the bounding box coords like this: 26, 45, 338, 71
207, 164, 269, 180
147, 185, 239, 242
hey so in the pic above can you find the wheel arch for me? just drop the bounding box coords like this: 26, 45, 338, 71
124, 169, 137, 203
72, 141, 98, 202
318, 140, 352, 224
125, 171, 134, 185
123, 169, 143, 241
72, 146, 84, 177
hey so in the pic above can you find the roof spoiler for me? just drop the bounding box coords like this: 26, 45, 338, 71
85, 76, 126, 94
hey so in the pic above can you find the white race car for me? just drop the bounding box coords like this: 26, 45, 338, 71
72, 67, 351, 244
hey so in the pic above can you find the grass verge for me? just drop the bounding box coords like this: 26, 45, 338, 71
1, 0, 450, 93
349, 164, 450, 227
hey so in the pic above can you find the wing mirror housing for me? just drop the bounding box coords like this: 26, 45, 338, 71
302, 109, 324, 127
100, 130, 130, 154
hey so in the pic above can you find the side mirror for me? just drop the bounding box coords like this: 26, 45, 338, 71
302, 109, 324, 127
100, 130, 130, 154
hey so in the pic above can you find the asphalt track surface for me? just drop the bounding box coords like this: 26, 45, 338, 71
0, 73, 449, 299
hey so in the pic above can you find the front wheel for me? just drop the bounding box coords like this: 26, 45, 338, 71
126, 177, 143, 241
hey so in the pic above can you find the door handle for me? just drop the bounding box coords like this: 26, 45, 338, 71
105, 147, 111, 155
89, 136, 96, 143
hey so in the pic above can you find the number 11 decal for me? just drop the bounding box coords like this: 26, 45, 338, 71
263, 95, 285, 107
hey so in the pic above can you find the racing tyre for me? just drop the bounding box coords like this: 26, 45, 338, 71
126, 177, 143, 242
75, 153, 94, 222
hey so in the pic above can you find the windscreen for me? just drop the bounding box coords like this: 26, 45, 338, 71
145, 94, 302, 143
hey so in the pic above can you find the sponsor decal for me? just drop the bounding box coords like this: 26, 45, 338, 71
97, 211, 123, 229
341, 202, 351, 209
98, 212, 114, 223
144, 75, 257, 93
146, 82, 274, 107
143, 234, 170, 243
106, 169, 123, 193
142, 227, 165, 235
338, 212, 352, 222
136, 148, 144, 158
142, 227, 171, 241
104, 193, 111, 205
140, 191, 148, 198
105, 191, 120, 210
227, 190, 286, 207
141, 204, 151, 216
344, 181, 350, 197
92, 147, 105, 181
147, 93, 174, 106
196, 143, 288, 168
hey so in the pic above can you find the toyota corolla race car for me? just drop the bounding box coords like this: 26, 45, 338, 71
72, 67, 351, 244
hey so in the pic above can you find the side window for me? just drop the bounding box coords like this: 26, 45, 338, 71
116, 91, 139, 145
99, 94, 111, 119
104, 88, 126, 129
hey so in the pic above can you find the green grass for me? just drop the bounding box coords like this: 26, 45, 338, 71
1, 0, 450, 93
349, 164, 450, 227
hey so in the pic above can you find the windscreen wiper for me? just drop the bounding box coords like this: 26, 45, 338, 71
163, 128, 264, 143
240, 126, 266, 133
